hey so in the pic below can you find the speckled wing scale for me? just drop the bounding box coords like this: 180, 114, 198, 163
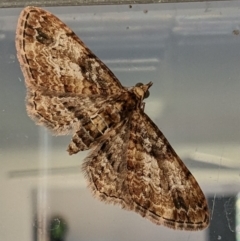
16, 6, 209, 230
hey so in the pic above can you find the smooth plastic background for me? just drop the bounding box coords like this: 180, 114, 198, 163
1, 2, 240, 241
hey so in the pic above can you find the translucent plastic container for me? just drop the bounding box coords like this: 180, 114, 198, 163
1, 2, 240, 241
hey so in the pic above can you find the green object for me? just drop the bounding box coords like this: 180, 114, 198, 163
49, 217, 68, 241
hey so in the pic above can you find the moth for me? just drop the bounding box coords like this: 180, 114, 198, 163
16, 6, 209, 230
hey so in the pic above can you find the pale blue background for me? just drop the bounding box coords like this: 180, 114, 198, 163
0, 2, 240, 241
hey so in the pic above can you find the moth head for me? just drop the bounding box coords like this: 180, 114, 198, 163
132, 82, 153, 100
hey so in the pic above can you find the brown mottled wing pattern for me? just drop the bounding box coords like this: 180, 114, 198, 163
83, 110, 209, 230
16, 6, 209, 230
16, 6, 123, 137
127, 111, 209, 229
